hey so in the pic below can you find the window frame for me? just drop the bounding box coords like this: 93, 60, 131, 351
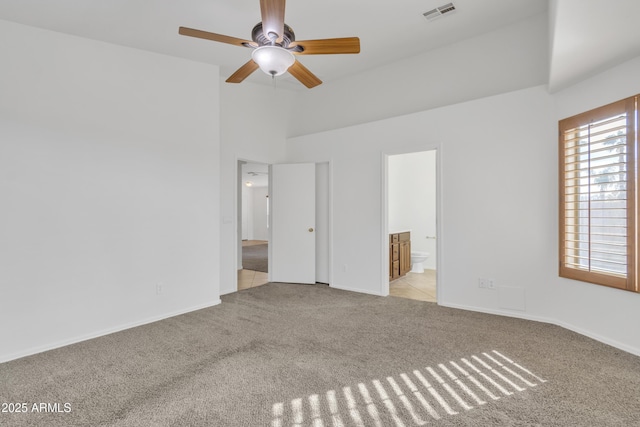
558, 95, 638, 293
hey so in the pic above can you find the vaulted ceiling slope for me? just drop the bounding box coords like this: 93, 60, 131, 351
0, 1, 638, 93
548, 0, 640, 92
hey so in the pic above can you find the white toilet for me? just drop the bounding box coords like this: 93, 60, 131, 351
410, 251, 430, 273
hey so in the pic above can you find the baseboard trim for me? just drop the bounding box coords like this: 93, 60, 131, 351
330, 283, 386, 296
1, 299, 222, 363
5, 297, 637, 362
439, 301, 640, 357
220, 286, 236, 296
551, 319, 640, 357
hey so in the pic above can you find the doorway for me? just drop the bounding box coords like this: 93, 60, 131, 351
387, 150, 438, 302
237, 160, 331, 291
238, 161, 269, 290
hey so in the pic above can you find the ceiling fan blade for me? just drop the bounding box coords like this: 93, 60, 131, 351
288, 60, 322, 89
260, 0, 286, 42
226, 60, 260, 83
290, 37, 360, 55
179, 27, 257, 48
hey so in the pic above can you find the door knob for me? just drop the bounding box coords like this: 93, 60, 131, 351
308, 228, 314, 232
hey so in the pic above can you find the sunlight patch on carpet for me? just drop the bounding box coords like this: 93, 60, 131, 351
271, 350, 546, 426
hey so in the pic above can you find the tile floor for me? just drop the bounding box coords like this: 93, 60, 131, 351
389, 269, 437, 302
238, 269, 268, 290
238, 240, 269, 290
242, 240, 268, 247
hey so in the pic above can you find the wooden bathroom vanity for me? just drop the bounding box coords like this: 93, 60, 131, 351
389, 231, 411, 281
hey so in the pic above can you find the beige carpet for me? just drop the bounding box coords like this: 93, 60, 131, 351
242, 243, 268, 273
1, 282, 639, 426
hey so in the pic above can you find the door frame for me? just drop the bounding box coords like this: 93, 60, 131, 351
236, 158, 270, 289
313, 161, 333, 286
235, 158, 333, 290
381, 146, 443, 301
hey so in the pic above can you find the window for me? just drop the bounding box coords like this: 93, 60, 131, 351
559, 95, 638, 293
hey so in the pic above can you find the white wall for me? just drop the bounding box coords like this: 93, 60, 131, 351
219, 82, 293, 294
288, 13, 548, 138
239, 185, 267, 242
241, 182, 250, 241
551, 56, 640, 354
389, 151, 437, 270
0, 20, 221, 362
251, 187, 269, 241
285, 13, 552, 299
287, 86, 556, 304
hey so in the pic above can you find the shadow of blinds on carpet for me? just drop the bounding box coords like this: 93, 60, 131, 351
270, 350, 546, 426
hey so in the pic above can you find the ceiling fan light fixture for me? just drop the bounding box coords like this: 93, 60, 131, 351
251, 46, 295, 77
179, 0, 360, 88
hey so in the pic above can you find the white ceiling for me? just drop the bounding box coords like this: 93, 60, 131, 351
0, 0, 546, 89
1, 1, 639, 92
548, 0, 640, 92
242, 162, 269, 188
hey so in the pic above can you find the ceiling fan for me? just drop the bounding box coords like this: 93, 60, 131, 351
179, 0, 360, 88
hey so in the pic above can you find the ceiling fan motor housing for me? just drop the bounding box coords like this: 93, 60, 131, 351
251, 22, 298, 50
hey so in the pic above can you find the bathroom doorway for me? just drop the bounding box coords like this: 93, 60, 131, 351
387, 150, 438, 302
238, 160, 270, 290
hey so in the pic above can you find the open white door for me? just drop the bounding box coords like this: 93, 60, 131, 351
269, 163, 316, 284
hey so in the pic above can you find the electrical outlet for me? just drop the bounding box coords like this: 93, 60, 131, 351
156, 283, 164, 295
342, 264, 348, 272
478, 278, 496, 289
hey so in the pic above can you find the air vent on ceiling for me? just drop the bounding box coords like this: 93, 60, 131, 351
423, 2, 457, 22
